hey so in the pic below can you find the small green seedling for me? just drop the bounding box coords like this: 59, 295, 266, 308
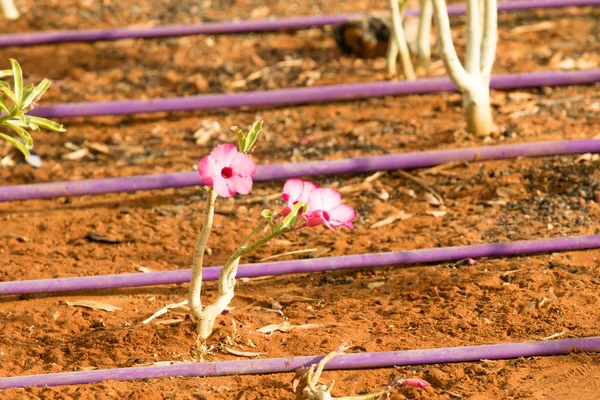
0, 59, 65, 159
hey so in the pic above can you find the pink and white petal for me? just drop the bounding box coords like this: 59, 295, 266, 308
197, 155, 219, 184
281, 206, 292, 217
212, 176, 236, 198
328, 203, 357, 226
231, 152, 257, 177
210, 143, 238, 167
305, 215, 325, 227
230, 175, 253, 195
402, 379, 430, 388
308, 188, 341, 212
323, 219, 337, 232
304, 210, 324, 227
282, 178, 305, 203
299, 181, 319, 202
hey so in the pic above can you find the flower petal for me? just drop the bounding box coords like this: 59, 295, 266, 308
212, 176, 236, 197
231, 152, 257, 177
282, 178, 305, 203
197, 155, 218, 185
229, 175, 253, 195
304, 213, 325, 227
299, 181, 318, 202
339, 221, 354, 229
210, 143, 239, 167
402, 379, 430, 388
307, 188, 341, 212
328, 203, 357, 228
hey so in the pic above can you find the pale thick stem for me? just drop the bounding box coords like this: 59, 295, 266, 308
196, 224, 284, 339
465, 0, 481, 76
463, 85, 493, 136
416, 0, 433, 74
478, 0, 485, 47
218, 253, 241, 299
188, 188, 218, 323
386, 35, 399, 77
480, 0, 497, 81
0, 0, 19, 20
432, 0, 494, 135
196, 256, 240, 339
431, 0, 472, 92
389, 0, 416, 80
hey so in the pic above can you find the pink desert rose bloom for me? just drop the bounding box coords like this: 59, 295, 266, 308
198, 143, 256, 197
281, 178, 318, 216
402, 378, 430, 389
304, 188, 356, 231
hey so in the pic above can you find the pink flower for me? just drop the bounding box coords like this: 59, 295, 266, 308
402, 378, 430, 389
198, 143, 256, 198
281, 178, 318, 216
304, 188, 356, 231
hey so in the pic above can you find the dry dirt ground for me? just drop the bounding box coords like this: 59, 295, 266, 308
1, 1, 600, 399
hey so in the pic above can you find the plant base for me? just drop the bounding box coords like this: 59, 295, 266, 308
464, 90, 494, 136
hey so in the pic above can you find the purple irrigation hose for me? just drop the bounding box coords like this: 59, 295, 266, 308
28, 69, 600, 118
2, 234, 600, 296
1, 139, 599, 202
0, 337, 598, 389
0, 0, 596, 47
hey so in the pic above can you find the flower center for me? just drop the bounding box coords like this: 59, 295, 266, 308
221, 167, 233, 179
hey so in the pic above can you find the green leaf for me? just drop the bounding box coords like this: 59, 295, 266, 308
9, 59, 23, 106
22, 83, 34, 99
276, 202, 305, 231
0, 132, 29, 158
231, 126, 245, 152
243, 120, 262, 153
6, 117, 39, 131
24, 115, 65, 132
4, 120, 33, 148
5, 118, 32, 128
22, 79, 50, 111
0, 69, 12, 79
0, 98, 10, 114
261, 209, 275, 232
0, 84, 18, 105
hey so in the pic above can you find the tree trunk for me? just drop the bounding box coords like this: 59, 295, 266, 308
463, 86, 493, 136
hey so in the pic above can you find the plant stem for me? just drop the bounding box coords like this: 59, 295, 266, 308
389, 0, 416, 80
386, 32, 399, 77
218, 226, 285, 296
196, 255, 240, 339
465, 0, 481, 76
463, 87, 493, 135
196, 224, 290, 339
416, 0, 433, 75
431, 0, 472, 92
215, 220, 268, 297
432, 0, 494, 136
239, 220, 267, 248
480, 0, 497, 83
188, 187, 217, 323
0, 0, 20, 20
